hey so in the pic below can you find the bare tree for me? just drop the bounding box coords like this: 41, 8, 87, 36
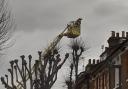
0, 0, 14, 51
64, 38, 87, 89
69, 38, 86, 80
1, 47, 69, 89
33, 49, 69, 89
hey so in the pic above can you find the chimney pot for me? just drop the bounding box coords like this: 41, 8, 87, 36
97, 60, 99, 64
122, 31, 125, 37
88, 59, 91, 64
116, 33, 119, 37
93, 59, 95, 64
126, 32, 128, 38
111, 31, 115, 37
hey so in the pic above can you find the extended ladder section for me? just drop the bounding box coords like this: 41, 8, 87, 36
16, 18, 82, 89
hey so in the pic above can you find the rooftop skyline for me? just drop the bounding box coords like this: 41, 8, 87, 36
1, 0, 128, 89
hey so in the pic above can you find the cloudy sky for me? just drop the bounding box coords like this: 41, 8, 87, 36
1, 0, 128, 89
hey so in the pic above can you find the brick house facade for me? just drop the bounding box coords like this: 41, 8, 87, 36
75, 31, 128, 89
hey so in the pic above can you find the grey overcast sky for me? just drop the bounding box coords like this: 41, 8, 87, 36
1, 0, 128, 89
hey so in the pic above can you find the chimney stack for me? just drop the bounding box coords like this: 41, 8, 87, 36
122, 31, 125, 37
116, 32, 119, 37
111, 31, 115, 37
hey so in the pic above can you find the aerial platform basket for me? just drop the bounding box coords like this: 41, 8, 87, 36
64, 18, 82, 38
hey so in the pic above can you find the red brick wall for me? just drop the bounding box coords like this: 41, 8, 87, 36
109, 67, 115, 89
121, 50, 128, 89
90, 68, 110, 89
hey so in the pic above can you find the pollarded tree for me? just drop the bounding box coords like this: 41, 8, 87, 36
1, 47, 69, 89
64, 38, 87, 89
69, 38, 86, 81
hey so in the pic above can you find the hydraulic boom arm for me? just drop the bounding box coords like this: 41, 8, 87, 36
16, 18, 82, 89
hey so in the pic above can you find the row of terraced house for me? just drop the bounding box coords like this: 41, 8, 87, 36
75, 31, 128, 89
